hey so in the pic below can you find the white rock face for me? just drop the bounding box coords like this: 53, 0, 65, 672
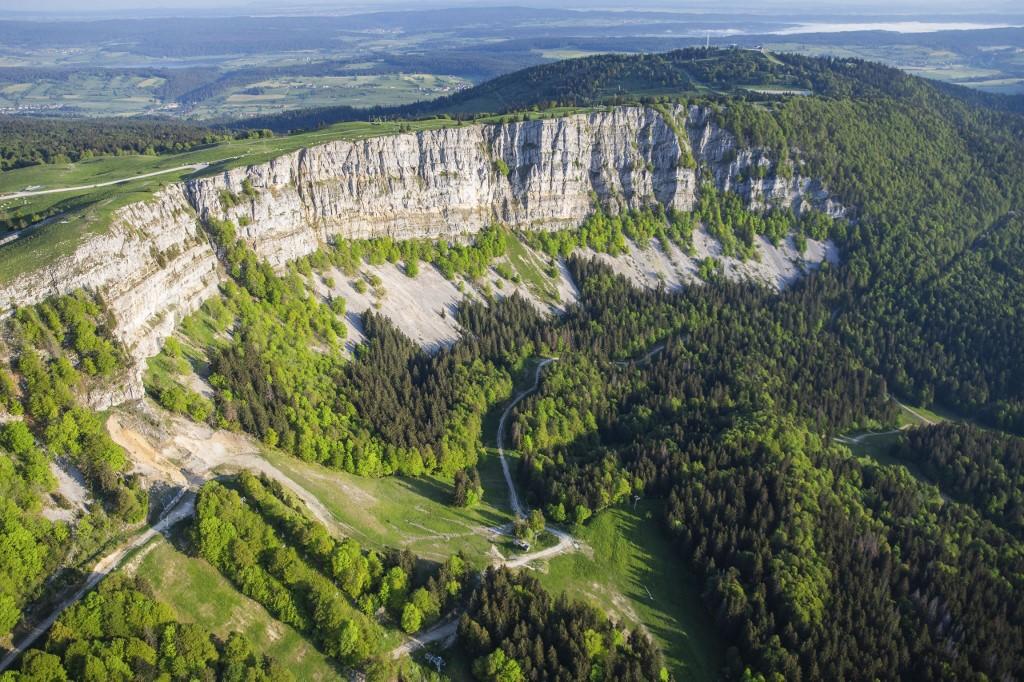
0, 185, 221, 366
189, 106, 696, 266
0, 105, 844, 405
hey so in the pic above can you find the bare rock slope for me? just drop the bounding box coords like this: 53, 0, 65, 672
0, 104, 843, 401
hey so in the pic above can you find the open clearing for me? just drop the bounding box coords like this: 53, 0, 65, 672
132, 536, 341, 681
836, 398, 956, 499
538, 503, 723, 682
260, 447, 513, 564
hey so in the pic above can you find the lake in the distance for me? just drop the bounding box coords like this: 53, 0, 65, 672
772, 21, 1019, 34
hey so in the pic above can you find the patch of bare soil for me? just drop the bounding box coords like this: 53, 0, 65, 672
314, 263, 465, 352
107, 413, 188, 486
584, 229, 836, 293
41, 459, 90, 522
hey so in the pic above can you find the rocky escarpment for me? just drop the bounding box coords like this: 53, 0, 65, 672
0, 185, 221, 404
0, 104, 844, 404
189, 104, 840, 267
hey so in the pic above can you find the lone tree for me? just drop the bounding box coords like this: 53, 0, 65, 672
528, 509, 545, 536
452, 467, 483, 508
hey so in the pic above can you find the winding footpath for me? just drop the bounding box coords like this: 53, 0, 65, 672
894, 399, 937, 426
833, 397, 941, 448
612, 342, 665, 369
833, 428, 905, 445
0, 163, 210, 201
497, 358, 555, 518
391, 357, 581, 660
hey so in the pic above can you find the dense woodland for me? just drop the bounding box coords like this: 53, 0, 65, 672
459, 568, 666, 682
0, 292, 147, 640
892, 422, 1024, 536
2, 49, 1024, 680
0, 574, 291, 681
236, 52, 1024, 442
0, 117, 236, 170
508, 260, 1024, 680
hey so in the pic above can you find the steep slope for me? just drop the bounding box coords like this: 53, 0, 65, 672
0, 104, 841, 398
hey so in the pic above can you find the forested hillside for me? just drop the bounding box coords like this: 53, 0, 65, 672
143, 212, 1024, 679
239, 50, 1024, 431
404, 49, 1024, 433
143, 53, 1024, 670
1, 575, 292, 681
0, 292, 149, 644
2, 48, 1023, 681
509, 259, 1023, 680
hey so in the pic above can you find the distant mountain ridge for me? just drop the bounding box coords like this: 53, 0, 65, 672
239, 47, 998, 131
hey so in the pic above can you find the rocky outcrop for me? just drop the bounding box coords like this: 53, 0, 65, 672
686, 106, 845, 217
188, 106, 699, 266
187, 105, 840, 267
0, 104, 844, 402
0, 185, 221, 365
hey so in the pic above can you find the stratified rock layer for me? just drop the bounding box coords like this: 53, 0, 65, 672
0, 105, 842, 390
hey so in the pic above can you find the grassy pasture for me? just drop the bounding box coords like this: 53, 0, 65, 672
538, 503, 724, 681
133, 534, 342, 681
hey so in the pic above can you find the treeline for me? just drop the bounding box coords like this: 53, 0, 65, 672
327, 222, 508, 281
696, 184, 841, 259
458, 567, 666, 682
527, 205, 693, 259
195, 472, 470, 672
523, 195, 835, 266
0, 116, 236, 170
0, 574, 292, 681
893, 422, 1024, 536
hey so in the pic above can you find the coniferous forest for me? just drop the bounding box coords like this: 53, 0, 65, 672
1, 48, 1023, 682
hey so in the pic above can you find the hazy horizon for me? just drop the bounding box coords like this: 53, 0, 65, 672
2, 0, 1023, 19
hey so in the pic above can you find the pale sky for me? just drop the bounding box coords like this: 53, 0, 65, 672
1, 0, 1021, 14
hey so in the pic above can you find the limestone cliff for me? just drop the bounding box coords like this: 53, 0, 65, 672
0, 105, 843, 394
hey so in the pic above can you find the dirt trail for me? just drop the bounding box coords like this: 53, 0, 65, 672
496, 358, 554, 518
0, 163, 208, 201
0, 489, 195, 674
894, 399, 937, 426
0, 407, 366, 673
390, 618, 460, 659
612, 343, 665, 368
392, 356, 582, 660
833, 427, 906, 445
111, 413, 351, 538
